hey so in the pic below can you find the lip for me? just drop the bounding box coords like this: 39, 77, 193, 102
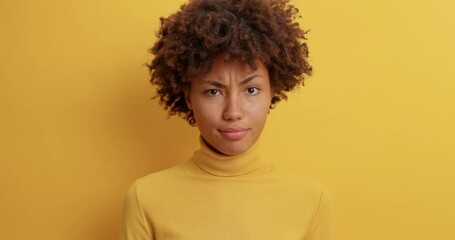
218, 127, 249, 140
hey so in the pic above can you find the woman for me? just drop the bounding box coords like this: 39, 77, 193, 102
121, 0, 333, 239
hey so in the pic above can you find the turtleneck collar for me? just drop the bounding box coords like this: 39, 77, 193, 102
190, 136, 271, 177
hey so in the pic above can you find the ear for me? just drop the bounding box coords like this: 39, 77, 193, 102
184, 86, 192, 110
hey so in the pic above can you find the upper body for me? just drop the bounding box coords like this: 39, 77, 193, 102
121, 138, 333, 240
121, 0, 333, 239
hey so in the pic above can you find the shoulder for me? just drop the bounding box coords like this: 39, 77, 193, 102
128, 162, 192, 200
275, 168, 326, 191
272, 168, 332, 206
135, 163, 184, 188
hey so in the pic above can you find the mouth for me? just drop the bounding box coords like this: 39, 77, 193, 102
218, 127, 250, 140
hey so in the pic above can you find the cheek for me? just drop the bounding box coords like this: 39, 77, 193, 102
249, 98, 271, 118
254, 107, 269, 125
192, 102, 219, 126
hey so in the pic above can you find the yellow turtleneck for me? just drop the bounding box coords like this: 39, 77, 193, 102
121, 138, 334, 240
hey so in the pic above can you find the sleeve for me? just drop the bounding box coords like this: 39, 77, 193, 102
120, 181, 153, 240
305, 187, 335, 240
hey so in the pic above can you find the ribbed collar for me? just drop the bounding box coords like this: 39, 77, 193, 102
190, 136, 270, 177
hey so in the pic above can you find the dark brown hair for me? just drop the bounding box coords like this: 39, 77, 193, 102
148, 0, 312, 125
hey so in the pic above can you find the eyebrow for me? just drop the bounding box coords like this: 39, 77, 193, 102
205, 74, 261, 88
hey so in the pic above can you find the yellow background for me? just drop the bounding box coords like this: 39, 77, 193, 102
1, 0, 454, 239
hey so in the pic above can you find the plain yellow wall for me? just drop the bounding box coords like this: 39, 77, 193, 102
1, 0, 454, 239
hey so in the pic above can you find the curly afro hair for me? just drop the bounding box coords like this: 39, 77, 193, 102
148, 0, 312, 125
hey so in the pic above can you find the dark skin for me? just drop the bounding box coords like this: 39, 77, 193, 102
148, 0, 312, 125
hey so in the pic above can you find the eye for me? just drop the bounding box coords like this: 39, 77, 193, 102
206, 89, 221, 96
246, 87, 259, 95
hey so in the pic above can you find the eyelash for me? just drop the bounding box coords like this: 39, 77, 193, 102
204, 87, 260, 96
205, 89, 221, 96
246, 87, 260, 95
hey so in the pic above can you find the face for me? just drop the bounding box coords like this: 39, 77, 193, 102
185, 54, 272, 156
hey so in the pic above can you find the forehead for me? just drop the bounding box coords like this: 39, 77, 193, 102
210, 55, 254, 73
192, 54, 268, 81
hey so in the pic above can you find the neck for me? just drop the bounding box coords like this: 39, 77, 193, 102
191, 136, 271, 177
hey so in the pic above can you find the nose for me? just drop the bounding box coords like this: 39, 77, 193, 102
222, 94, 244, 121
